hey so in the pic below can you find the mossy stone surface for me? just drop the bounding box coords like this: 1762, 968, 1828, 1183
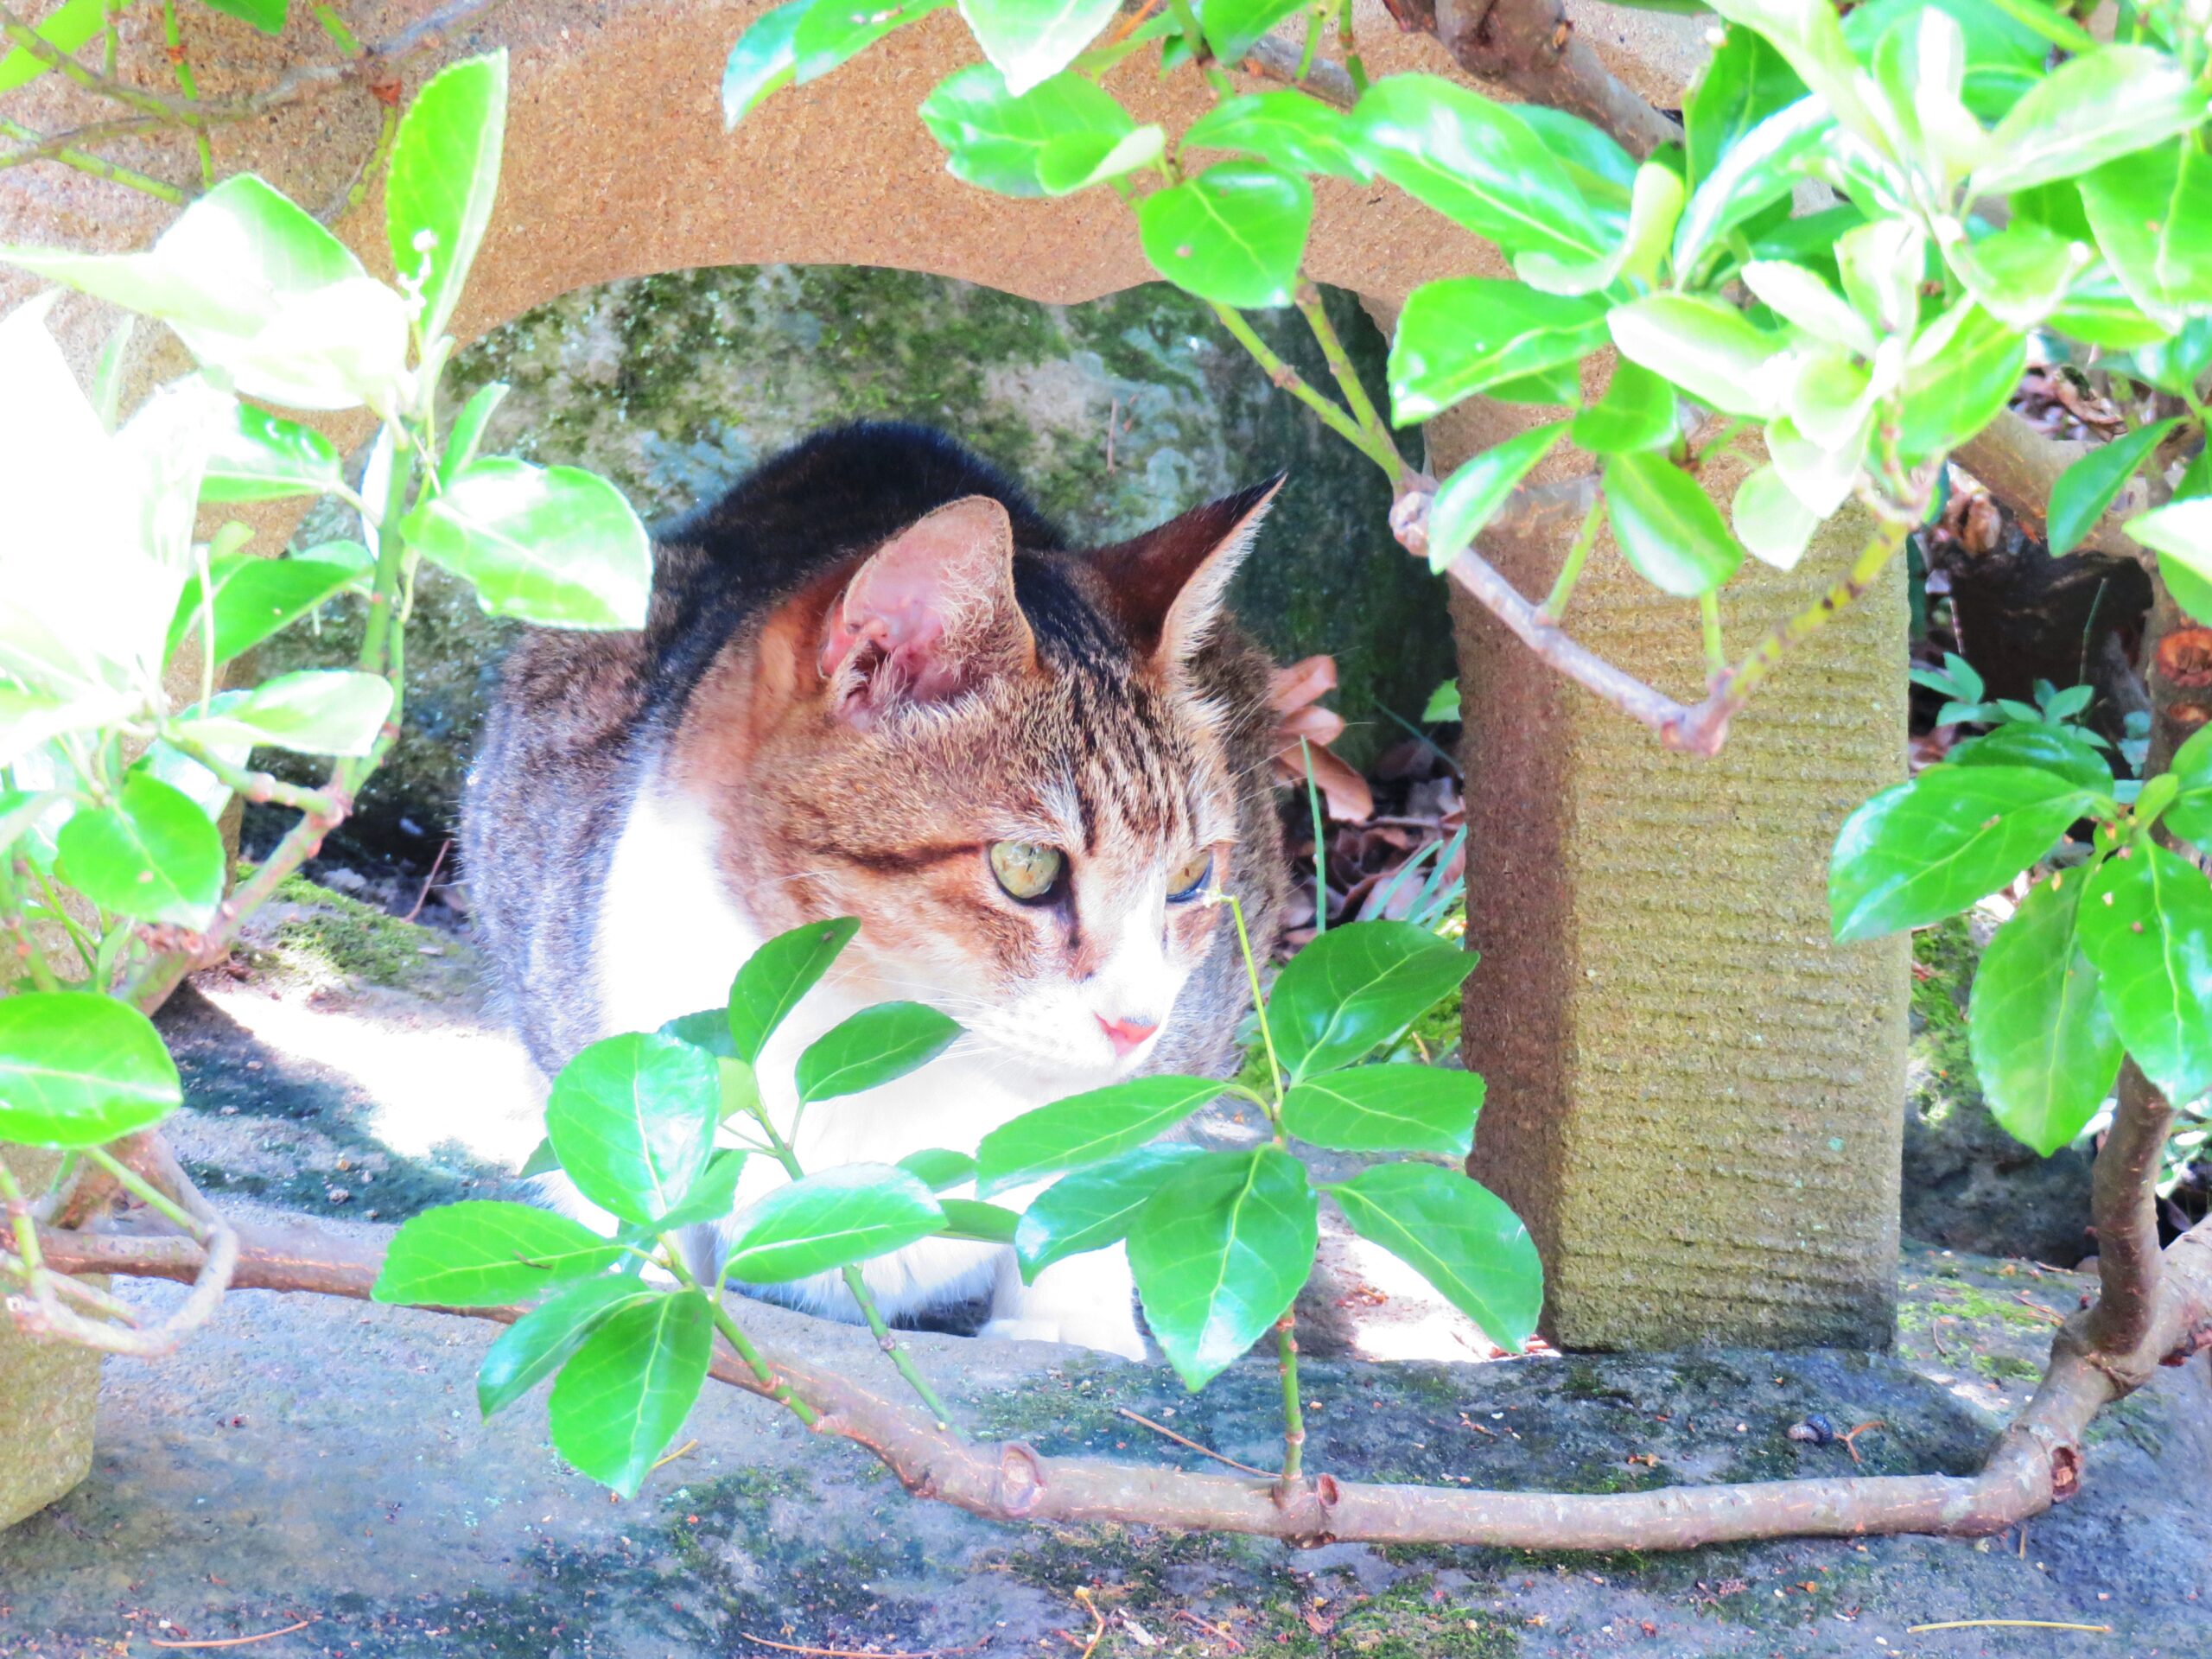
268, 269, 1445, 854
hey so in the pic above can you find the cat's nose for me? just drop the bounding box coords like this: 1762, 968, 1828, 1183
1097, 1014, 1160, 1056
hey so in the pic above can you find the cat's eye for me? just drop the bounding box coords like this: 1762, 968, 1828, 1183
1167, 849, 1213, 904
989, 840, 1065, 902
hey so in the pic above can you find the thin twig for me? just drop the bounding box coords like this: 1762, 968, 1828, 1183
148, 1620, 315, 1651
403, 838, 450, 923
1116, 1406, 1279, 1478
1905, 1620, 2110, 1635
0, 115, 185, 201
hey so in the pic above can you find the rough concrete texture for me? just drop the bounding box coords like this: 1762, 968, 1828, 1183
0, 1151, 100, 1534
1433, 392, 1910, 1352
261, 271, 1444, 849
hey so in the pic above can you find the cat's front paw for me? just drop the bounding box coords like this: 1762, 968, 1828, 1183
978, 1316, 1147, 1363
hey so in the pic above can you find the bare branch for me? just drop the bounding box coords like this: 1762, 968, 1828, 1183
35, 1208, 2212, 1551
1955, 409, 2150, 564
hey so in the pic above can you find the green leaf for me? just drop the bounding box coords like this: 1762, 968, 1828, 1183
163, 554, 359, 665
938, 1196, 1020, 1243
0, 685, 138, 771
1970, 45, 2208, 197
961, 0, 1120, 93
1128, 1147, 1318, 1390
1014, 1144, 1208, 1281
440, 382, 510, 485
2077, 843, 2212, 1104
1685, 25, 1805, 191
727, 917, 861, 1063
2080, 140, 2212, 326
1388, 280, 1605, 426
1182, 91, 1372, 181
1422, 423, 1565, 575
0, 0, 106, 96
54, 771, 222, 928
200, 0, 285, 31
168, 669, 394, 758
400, 457, 652, 630
1950, 222, 2093, 332
794, 0, 950, 79
1739, 260, 1876, 355
385, 51, 508, 344
1516, 162, 1682, 297
1571, 358, 1678, 455
518, 1136, 562, 1179
544, 1032, 721, 1226
1948, 724, 2113, 794
2048, 420, 2180, 559
478, 1274, 658, 1418
1828, 765, 2097, 943
721, 1164, 947, 1282
1350, 75, 1607, 265
372, 1200, 624, 1306
1136, 162, 1312, 309
652, 1148, 750, 1230
1703, 0, 1885, 147
1199, 0, 1307, 65
1267, 918, 1475, 1080
197, 401, 342, 503
2048, 265, 2172, 351
1673, 96, 1830, 276
1897, 303, 2027, 462
918, 65, 1146, 199
2131, 499, 2212, 624
1332, 1163, 1541, 1350
549, 1291, 713, 1498
1513, 105, 1634, 217
1608, 294, 1787, 419
795, 1001, 962, 1103
722, 0, 807, 126
1422, 680, 1462, 723
897, 1147, 976, 1191
1731, 464, 1822, 573
976, 1075, 1224, 1196
1969, 874, 2123, 1156
1281, 1064, 1483, 1157
0, 993, 181, 1148
1604, 451, 1747, 597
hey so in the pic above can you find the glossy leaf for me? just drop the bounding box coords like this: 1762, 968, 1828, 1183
794, 0, 949, 79
1673, 96, 1831, 275
2078, 844, 2212, 1106
0, 993, 181, 1148
168, 669, 394, 758
652, 1148, 750, 1230
1685, 25, 1805, 190
976, 1074, 1223, 1195
163, 554, 360, 666
1422, 423, 1565, 574
897, 1147, 976, 1191
1128, 1147, 1318, 1390
1703, 0, 1883, 147
1948, 724, 2113, 794
1605, 451, 1746, 597
1608, 294, 1787, 418
721, 1163, 946, 1282
54, 771, 223, 928
0, 685, 137, 770
918, 65, 1144, 199
1014, 1144, 1207, 1281
2080, 142, 2212, 324
795, 1001, 962, 1103
372, 1200, 623, 1306
2048, 420, 2181, 559
478, 1274, 658, 1417
1571, 359, 1676, 455
1829, 765, 2097, 943
1732, 464, 1821, 573
1281, 1065, 1483, 1157
2128, 498, 2212, 621
1740, 260, 1875, 355
0, 0, 106, 96
1351, 75, 1607, 265
959, 0, 1119, 93
1969, 874, 2122, 1156
549, 1291, 713, 1498
1970, 46, 2207, 196
385, 51, 508, 345
938, 1197, 1020, 1243
1136, 162, 1312, 309
1198, 0, 1306, 63
1514, 105, 1634, 216
200, 402, 344, 502
200, 0, 285, 30
1516, 162, 1681, 296
1182, 91, 1371, 181
400, 457, 652, 630
722, 0, 807, 126
727, 917, 861, 1063
1332, 1163, 1541, 1350
1950, 222, 2091, 331
1267, 919, 1476, 1080
544, 1032, 721, 1226
440, 382, 511, 485
1896, 304, 2027, 462
1388, 280, 1605, 425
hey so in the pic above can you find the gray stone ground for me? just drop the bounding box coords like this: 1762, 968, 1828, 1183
3, 898, 2209, 1659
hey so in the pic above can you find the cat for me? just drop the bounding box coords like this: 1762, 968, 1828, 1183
461, 422, 1287, 1359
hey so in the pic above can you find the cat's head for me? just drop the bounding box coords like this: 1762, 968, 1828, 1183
685, 480, 1281, 1089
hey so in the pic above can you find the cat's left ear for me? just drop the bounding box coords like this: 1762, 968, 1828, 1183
1091, 474, 1285, 670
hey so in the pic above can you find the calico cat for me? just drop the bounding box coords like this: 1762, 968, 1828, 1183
462, 423, 1287, 1358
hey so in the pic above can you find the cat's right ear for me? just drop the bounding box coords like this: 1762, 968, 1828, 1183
817, 495, 1037, 729
1091, 474, 1284, 671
